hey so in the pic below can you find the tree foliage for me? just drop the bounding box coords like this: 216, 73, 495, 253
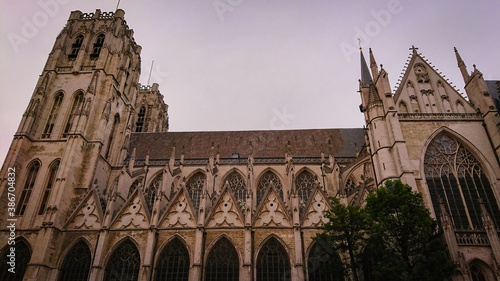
317, 180, 454, 281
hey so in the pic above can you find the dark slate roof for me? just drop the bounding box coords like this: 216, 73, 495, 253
129, 128, 365, 160
486, 80, 500, 112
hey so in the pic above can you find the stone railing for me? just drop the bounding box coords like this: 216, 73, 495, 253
398, 113, 482, 121
455, 230, 489, 246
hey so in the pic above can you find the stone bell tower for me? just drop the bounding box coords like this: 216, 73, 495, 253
0, 9, 167, 281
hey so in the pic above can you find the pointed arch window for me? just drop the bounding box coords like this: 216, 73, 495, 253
90, 34, 105, 58
68, 35, 84, 59
205, 237, 239, 281
296, 171, 315, 214
257, 171, 283, 205
186, 173, 205, 210
58, 241, 91, 281
38, 160, 59, 215
256, 238, 291, 281
155, 238, 189, 281
42, 93, 64, 138
17, 161, 40, 215
308, 242, 344, 281
399, 101, 408, 113
63, 92, 85, 138
104, 240, 140, 281
135, 106, 146, 132
225, 171, 246, 210
424, 132, 500, 230
128, 178, 143, 198
146, 175, 162, 210
0, 240, 31, 281
470, 264, 487, 281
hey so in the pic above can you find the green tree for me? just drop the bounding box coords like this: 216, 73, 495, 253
364, 180, 454, 281
316, 197, 370, 281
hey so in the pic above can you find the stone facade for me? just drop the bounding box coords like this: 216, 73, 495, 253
0, 8, 499, 281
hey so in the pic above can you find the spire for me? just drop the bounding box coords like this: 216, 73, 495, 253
360, 48, 373, 85
369, 48, 379, 79
454, 47, 470, 82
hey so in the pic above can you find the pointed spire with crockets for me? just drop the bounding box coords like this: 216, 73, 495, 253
360, 47, 373, 86
454, 47, 470, 83
369, 48, 379, 79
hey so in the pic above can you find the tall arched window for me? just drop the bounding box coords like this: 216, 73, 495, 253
256, 238, 290, 281
308, 242, 344, 281
205, 237, 239, 281
63, 92, 85, 138
90, 34, 105, 58
104, 240, 140, 281
424, 132, 500, 229
155, 238, 189, 281
38, 160, 59, 215
68, 34, 84, 59
42, 93, 64, 138
17, 161, 40, 215
58, 241, 91, 281
225, 171, 246, 210
0, 240, 31, 281
105, 114, 120, 160
186, 172, 205, 210
470, 264, 487, 281
146, 175, 162, 210
296, 171, 315, 214
135, 106, 146, 132
257, 171, 283, 205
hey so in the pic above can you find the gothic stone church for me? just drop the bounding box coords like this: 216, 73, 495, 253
1, 9, 500, 281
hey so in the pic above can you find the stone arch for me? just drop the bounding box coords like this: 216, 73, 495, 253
255, 234, 292, 281
17, 159, 42, 216
294, 168, 317, 214
220, 169, 247, 209
456, 100, 466, 113
0, 237, 32, 281
399, 100, 409, 113
420, 127, 500, 229
255, 168, 284, 205
145, 172, 163, 210
468, 259, 495, 281
185, 170, 207, 210
204, 234, 241, 281
305, 240, 344, 281
103, 236, 141, 281
38, 159, 60, 215
57, 238, 92, 281
42, 91, 65, 138
153, 235, 190, 281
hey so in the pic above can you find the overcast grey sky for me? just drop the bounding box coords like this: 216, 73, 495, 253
1, 0, 499, 164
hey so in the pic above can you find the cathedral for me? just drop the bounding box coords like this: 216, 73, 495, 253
1, 8, 500, 281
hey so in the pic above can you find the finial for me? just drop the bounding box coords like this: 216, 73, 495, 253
358, 38, 362, 51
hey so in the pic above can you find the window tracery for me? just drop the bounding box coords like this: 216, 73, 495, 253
308, 242, 344, 281
257, 171, 283, 205
42, 93, 64, 138
225, 171, 246, 210
186, 172, 205, 210
104, 240, 140, 281
205, 238, 239, 281
146, 176, 161, 210
38, 160, 59, 215
58, 241, 91, 281
68, 35, 83, 59
424, 132, 500, 230
90, 34, 105, 58
63, 93, 85, 138
128, 178, 142, 198
295, 171, 315, 214
155, 238, 189, 281
17, 161, 40, 215
256, 238, 290, 281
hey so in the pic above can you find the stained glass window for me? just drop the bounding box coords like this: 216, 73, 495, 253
296, 171, 315, 214
104, 240, 140, 281
205, 238, 239, 281
146, 176, 161, 210
225, 171, 246, 210
155, 238, 189, 281
424, 132, 500, 230
42, 93, 64, 138
38, 160, 59, 215
186, 172, 205, 210
256, 238, 290, 281
308, 242, 344, 281
17, 161, 40, 215
58, 241, 91, 281
0, 240, 31, 281
257, 171, 283, 205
